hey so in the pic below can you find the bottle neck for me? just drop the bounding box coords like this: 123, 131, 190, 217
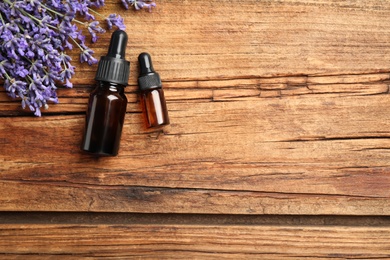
97, 81, 125, 93
139, 85, 161, 93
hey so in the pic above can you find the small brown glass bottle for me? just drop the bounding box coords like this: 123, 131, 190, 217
138, 53, 169, 128
81, 30, 130, 156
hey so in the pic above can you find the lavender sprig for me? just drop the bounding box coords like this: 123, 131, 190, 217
122, 0, 156, 11
0, 0, 156, 116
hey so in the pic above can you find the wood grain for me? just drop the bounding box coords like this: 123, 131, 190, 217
69, 0, 390, 84
1, 0, 390, 257
1, 90, 390, 214
1, 73, 389, 114
0, 223, 389, 258
1, 0, 390, 214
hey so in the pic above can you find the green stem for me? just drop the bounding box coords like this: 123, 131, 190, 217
0, 12, 5, 25
3, 70, 12, 81
69, 36, 85, 52
6, 1, 43, 27
4, 0, 84, 29
0, 3, 24, 32
88, 7, 105, 18
62, 54, 68, 69
74, 19, 87, 26
16, 23, 25, 32
42, 3, 86, 26
4, 0, 35, 25
22, 7, 58, 30
3, 0, 12, 6
27, 75, 34, 83
40, 3, 64, 17
0, 60, 11, 81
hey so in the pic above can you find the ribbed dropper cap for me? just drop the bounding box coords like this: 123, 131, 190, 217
95, 30, 130, 86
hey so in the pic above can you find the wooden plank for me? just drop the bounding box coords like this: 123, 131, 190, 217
0, 224, 389, 258
1, 93, 390, 214
0, 73, 389, 114
121, 0, 390, 81
1, 0, 390, 214
2, 0, 390, 110
0, 0, 384, 87
3, 212, 390, 226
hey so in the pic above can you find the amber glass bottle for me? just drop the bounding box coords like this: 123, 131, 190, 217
81, 30, 130, 156
138, 52, 169, 128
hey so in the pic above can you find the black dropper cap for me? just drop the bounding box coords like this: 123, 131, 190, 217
138, 52, 162, 91
95, 30, 130, 86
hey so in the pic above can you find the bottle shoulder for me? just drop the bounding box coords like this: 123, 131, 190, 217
90, 82, 127, 102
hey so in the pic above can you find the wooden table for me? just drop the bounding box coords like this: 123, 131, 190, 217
1, 0, 390, 258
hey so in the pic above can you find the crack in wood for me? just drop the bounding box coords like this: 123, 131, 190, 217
1, 212, 390, 226
0, 179, 386, 199
277, 136, 390, 143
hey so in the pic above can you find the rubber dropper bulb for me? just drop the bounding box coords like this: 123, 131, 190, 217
138, 52, 155, 76
107, 30, 128, 59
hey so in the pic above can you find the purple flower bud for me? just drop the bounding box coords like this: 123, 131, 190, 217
34, 107, 41, 117
64, 78, 73, 88
88, 21, 105, 43
80, 44, 98, 65
106, 14, 126, 30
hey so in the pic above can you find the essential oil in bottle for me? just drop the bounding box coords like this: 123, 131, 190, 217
138, 52, 170, 128
81, 30, 130, 156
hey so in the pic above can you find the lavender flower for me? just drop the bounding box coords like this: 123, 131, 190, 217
80, 43, 98, 65
88, 21, 106, 43
0, 0, 156, 116
106, 14, 126, 30
122, 0, 156, 11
